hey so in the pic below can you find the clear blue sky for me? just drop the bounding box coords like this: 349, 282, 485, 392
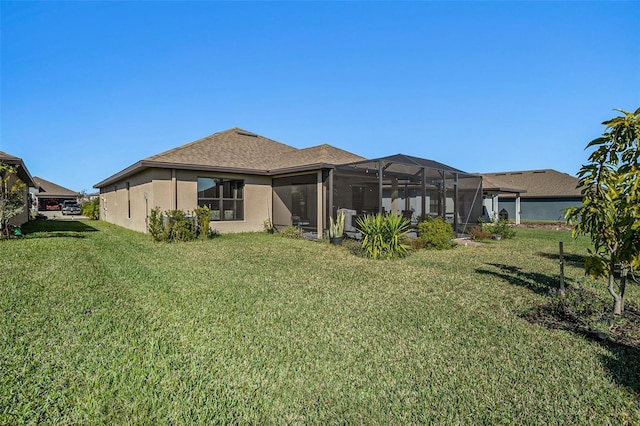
2, 1, 639, 193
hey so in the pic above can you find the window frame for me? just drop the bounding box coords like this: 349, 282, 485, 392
197, 177, 244, 221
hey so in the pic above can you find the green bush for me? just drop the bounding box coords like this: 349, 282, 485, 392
484, 218, 516, 239
80, 198, 100, 220
194, 206, 211, 240
165, 210, 195, 242
148, 208, 197, 242
468, 226, 492, 241
356, 213, 411, 259
148, 207, 165, 242
280, 225, 303, 239
417, 216, 455, 249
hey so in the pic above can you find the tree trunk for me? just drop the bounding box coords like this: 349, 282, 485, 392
608, 256, 623, 315
620, 266, 628, 313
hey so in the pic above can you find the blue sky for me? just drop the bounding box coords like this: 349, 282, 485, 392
2, 1, 639, 193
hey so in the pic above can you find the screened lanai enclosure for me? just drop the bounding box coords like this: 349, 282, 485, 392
271, 154, 483, 237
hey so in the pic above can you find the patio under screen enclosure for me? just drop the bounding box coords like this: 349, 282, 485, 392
272, 154, 483, 237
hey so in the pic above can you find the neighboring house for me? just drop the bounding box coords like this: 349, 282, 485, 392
30, 177, 79, 211
94, 128, 484, 237
480, 169, 583, 222
0, 151, 36, 227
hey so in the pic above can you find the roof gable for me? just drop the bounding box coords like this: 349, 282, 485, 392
271, 144, 366, 170
33, 176, 78, 197
146, 128, 298, 171
95, 128, 365, 187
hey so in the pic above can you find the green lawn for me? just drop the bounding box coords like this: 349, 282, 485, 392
2, 220, 639, 424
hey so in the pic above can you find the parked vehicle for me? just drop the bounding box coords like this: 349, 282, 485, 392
45, 200, 61, 210
61, 200, 81, 215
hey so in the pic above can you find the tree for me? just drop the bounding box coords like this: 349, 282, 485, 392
566, 108, 640, 315
0, 162, 26, 236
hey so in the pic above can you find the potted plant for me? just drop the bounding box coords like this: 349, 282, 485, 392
329, 211, 345, 244
263, 218, 275, 234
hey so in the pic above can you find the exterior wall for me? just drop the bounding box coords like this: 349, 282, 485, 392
8, 176, 30, 227
174, 170, 272, 233
100, 169, 156, 233
492, 197, 583, 221
99, 168, 272, 234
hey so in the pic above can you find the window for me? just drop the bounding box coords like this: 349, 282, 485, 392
197, 177, 244, 221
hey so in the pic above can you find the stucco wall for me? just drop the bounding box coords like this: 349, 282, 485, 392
100, 168, 272, 234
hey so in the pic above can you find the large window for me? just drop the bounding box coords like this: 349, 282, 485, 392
197, 177, 244, 221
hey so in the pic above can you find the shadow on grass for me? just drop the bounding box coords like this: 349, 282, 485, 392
21, 220, 98, 238
475, 263, 564, 296
599, 340, 640, 395
537, 251, 586, 268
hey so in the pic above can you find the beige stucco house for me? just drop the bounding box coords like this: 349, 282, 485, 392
95, 128, 484, 236
0, 151, 37, 227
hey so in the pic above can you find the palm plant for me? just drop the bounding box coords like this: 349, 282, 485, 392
356, 213, 411, 259
329, 210, 346, 240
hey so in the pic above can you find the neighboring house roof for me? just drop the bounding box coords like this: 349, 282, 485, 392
32, 176, 78, 198
480, 169, 582, 198
0, 151, 37, 187
95, 128, 366, 188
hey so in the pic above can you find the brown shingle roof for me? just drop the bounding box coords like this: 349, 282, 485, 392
95, 128, 365, 188
0, 151, 37, 187
33, 176, 78, 197
480, 169, 582, 198
147, 128, 298, 170
271, 144, 365, 170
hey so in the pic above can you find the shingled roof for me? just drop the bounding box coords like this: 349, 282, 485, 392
33, 176, 78, 198
0, 151, 36, 187
480, 169, 582, 198
95, 128, 365, 188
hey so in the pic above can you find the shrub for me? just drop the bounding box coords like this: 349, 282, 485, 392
468, 226, 492, 241
80, 197, 100, 220
404, 236, 426, 251
417, 216, 455, 249
148, 207, 165, 242
148, 208, 196, 242
280, 225, 303, 239
484, 218, 516, 239
547, 285, 609, 327
165, 210, 195, 242
194, 206, 211, 240
356, 213, 411, 259
329, 211, 346, 239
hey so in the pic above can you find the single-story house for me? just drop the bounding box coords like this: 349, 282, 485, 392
94, 128, 484, 237
480, 169, 583, 222
30, 177, 79, 211
0, 151, 37, 227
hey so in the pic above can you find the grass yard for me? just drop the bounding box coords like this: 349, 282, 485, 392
1, 220, 639, 424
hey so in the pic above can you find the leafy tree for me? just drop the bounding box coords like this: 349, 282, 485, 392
0, 162, 26, 237
566, 108, 640, 315
81, 197, 100, 220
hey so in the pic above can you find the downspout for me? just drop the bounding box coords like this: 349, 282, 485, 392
171, 169, 177, 210
378, 161, 384, 215
421, 168, 426, 221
